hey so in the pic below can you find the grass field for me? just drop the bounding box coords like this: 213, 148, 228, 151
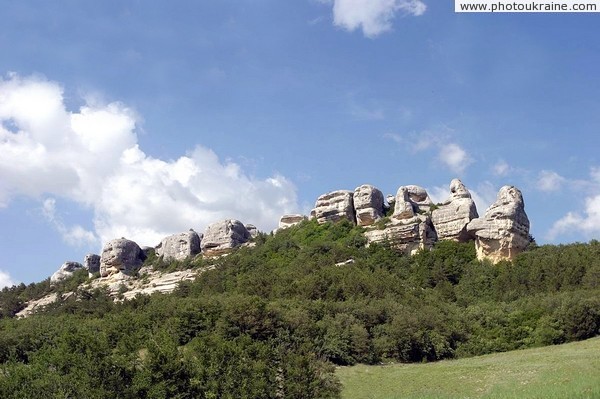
337, 337, 600, 399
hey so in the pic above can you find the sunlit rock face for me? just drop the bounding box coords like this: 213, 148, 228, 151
278, 214, 306, 230
467, 185, 530, 263
50, 261, 84, 283
431, 179, 479, 242
311, 190, 356, 224
201, 219, 251, 256
156, 230, 202, 262
100, 238, 146, 277
353, 184, 384, 226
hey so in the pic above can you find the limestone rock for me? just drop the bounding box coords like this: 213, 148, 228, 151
364, 214, 437, 255
312, 190, 356, 224
278, 214, 307, 230
404, 185, 434, 213
353, 184, 384, 226
201, 219, 251, 256
245, 224, 259, 238
50, 261, 84, 283
156, 230, 202, 262
386, 194, 396, 208
467, 185, 530, 263
100, 238, 146, 277
431, 179, 479, 242
84, 254, 101, 275
392, 187, 416, 220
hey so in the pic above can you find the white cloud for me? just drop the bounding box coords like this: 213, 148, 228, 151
438, 143, 472, 174
384, 129, 473, 175
0, 269, 15, 289
41, 198, 98, 247
0, 74, 299, 249
328, 0, 427, 38
548, 194, 600, 240
492, 159, 510, 176
536, 170, 566, 192
470, 181, 497, 215
547, 167, 600, 240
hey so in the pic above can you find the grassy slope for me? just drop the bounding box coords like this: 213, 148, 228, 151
337, 337, 600, 399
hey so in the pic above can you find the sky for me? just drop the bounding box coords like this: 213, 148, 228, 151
1, 0, 600, 286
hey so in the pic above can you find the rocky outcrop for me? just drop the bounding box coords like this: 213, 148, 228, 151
354, 184, 384, 226
84, 254, 101, 275
404, 185, 433, 213
246, 224, 258, 238
155, 229, 202, 262
393, 186, 416, 220
278, 214, 307, 230
100, 238, 146, 277
431, 179, 479, 242
311, 190, 356, 224
467, 186, 530, 263
364, 215, 437, 255
201, 219, 252, 256
50, 261, 84, 283
364, 185, 437, 255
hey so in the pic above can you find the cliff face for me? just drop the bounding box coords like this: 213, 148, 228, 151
307, 179, 530, 263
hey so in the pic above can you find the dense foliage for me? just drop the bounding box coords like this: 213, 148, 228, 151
1, 220, 599, 398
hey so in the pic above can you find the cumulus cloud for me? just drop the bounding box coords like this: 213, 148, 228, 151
547, 167, 600, 240
536, 170, 566, 192
41, 198, 98, 247
548, 194, 600, 240
327, 0, 427, 38
0, 269, 16, 289
438, 143, 472, 174
0, 74, 299, 248
383, 130, 473, 175
492, 159, 510, 176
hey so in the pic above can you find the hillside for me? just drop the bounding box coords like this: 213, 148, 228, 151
1, 219, 599, 398
338, 336, 600, 399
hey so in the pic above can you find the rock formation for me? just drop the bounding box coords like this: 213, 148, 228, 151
84, 254, 101, 275
246, 224, 259, 238
431, 179, 479, 242
201, 219, 252, 256
50, 261, 84, 283
100, 238, 146, 277
364, 185, 437, 255
353, 184, 384, 226
278, 214, 307, 230
155, 229, 202, 262
404, 185, 434, 213
311, 190, 356, 224
467, 185, 530, 263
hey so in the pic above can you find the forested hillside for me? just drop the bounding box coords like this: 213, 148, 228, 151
1, 219, 599, 398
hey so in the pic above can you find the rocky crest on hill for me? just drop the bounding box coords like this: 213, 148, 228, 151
43, 178, 530, 312
305, 179, 530, 263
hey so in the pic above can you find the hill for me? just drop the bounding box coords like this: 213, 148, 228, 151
0, 219, 599, 398
337, 336, 600, 399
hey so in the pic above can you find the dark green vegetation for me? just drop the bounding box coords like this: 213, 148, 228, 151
1, 219, 600, 398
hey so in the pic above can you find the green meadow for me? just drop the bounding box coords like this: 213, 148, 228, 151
338, 337, 600, 399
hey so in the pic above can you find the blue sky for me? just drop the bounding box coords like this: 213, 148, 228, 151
1, 0, 599, 286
